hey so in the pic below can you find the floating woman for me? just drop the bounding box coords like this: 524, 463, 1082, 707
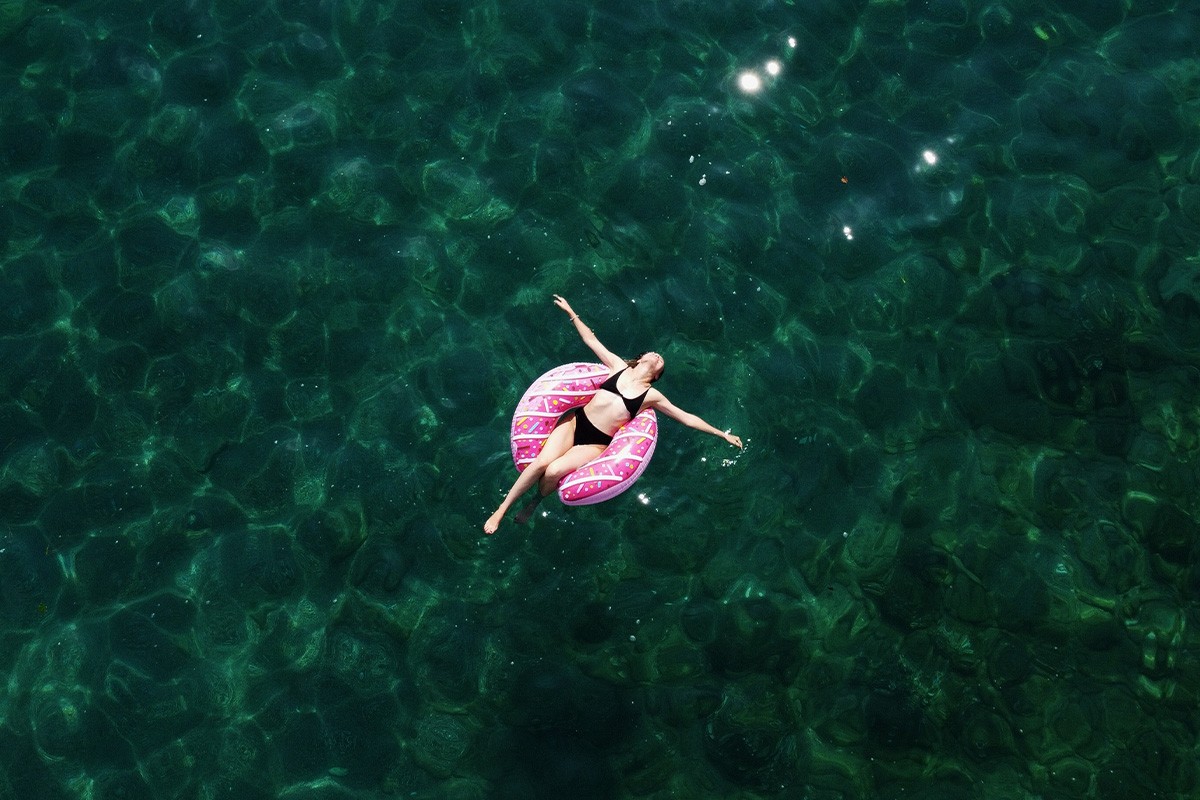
483, 295, 743, 535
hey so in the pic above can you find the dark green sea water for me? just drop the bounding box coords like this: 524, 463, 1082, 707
2, 0, 1200, 797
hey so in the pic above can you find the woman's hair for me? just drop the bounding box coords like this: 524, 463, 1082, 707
626, 353, 665, 382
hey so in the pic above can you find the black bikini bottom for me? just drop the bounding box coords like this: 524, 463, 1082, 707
572, 408, 613, 447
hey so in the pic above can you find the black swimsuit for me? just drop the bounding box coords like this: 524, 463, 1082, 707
598, 369, 650, 416
572, 407, 613, 446
572, 369, 649, 447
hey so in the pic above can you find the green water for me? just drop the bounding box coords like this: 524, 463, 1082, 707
2, 0, 1199, 797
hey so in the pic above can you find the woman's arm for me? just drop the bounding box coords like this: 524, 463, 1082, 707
553, 295, 626, 371
647, 390, 743, 449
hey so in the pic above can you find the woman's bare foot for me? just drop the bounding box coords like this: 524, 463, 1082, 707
483, 509, 504, 535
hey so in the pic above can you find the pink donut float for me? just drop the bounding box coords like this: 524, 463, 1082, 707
510, 362, 658, 506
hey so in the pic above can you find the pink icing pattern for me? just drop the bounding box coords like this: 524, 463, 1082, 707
509, 362, 659, 506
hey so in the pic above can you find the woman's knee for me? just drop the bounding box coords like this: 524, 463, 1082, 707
541, 460, 565, 484
539, 464, 568, 495
545, 456, 582, 484
528, 449, 562, 476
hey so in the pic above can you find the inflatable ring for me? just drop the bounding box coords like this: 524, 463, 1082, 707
510, 362, 658, 506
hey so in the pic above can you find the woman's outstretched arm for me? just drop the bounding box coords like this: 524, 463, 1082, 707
647, 391, 743, 449
553, 295, 626, 371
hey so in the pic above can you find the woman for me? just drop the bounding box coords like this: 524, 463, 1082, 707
483, 295, 743, 535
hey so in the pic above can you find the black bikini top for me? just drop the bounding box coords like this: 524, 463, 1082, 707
599, 369, 648, 416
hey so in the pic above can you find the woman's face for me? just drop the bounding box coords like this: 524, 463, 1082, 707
639, 352, 665, 379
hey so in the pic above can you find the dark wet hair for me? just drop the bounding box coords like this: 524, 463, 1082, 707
626, 353, 665, 382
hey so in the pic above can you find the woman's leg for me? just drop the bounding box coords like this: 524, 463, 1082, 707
515, 443, 605, 523
538, 445, 606, 496
483, 415, 577, 534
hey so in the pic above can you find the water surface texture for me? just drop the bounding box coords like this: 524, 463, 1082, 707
2, 0, 1200, 798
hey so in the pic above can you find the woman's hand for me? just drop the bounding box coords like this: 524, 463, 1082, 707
553, 295, 576, 318
724, 432, 743, 449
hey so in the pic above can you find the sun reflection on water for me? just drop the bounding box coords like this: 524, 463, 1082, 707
734, 38, 791, 95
